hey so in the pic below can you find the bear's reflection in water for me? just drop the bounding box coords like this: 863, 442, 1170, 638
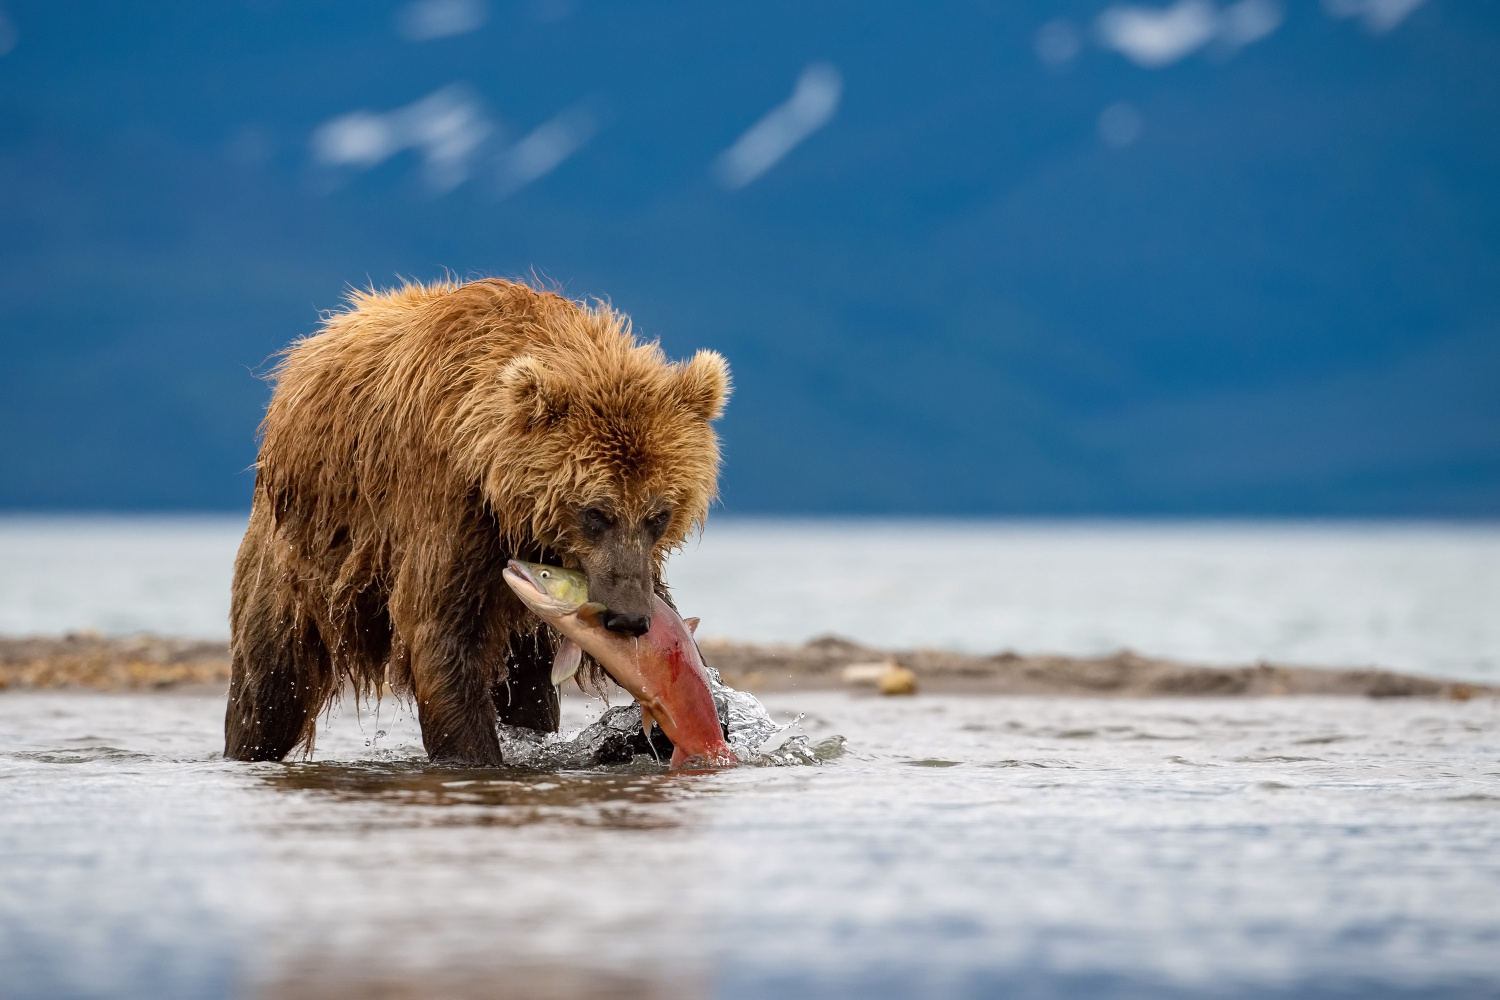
263, 759, 695, 830
259, 963, 701, 1000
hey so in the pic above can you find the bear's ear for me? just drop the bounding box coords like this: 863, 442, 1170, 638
674, 350, 731, 422
499, 355, 571, 431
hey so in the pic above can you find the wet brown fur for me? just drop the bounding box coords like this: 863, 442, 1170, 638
224, 278, 729, 765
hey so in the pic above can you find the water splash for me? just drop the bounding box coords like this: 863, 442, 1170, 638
493, 669, 845, 769
747, 733, 848, 767
702, 665, 846, 766
706, 665, 780, 751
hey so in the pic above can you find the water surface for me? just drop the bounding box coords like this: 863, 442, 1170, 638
2, 689, 1497, 999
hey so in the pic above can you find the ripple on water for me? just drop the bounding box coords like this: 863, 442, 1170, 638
9, 745, 156, 764
983, 758, 1079, 769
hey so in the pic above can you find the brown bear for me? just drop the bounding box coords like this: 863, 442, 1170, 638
224, 278, 730, 765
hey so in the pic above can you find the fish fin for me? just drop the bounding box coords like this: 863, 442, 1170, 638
576, 602, 608, 629
640, 704, 656, 737
550, 639, 582, 686
684, 617, 700, 635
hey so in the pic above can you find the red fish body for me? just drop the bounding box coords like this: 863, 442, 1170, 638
631, 596, 737, 768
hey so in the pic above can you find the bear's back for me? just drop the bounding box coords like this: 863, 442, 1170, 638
283, 279, 576, 392
255, 279, 592, 524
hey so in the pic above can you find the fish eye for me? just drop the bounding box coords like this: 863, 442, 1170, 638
539, 570, 550, 579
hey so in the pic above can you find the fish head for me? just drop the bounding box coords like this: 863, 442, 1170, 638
503, 560, 591, 620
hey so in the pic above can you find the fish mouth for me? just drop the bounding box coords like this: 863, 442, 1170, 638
503, 559, 545, 595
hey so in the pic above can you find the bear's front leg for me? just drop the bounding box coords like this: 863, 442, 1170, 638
494, 629, 562, 734
407, 617, 509, 766
388, 511, 526, 766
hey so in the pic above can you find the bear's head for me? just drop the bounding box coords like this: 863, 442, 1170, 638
467, 304, 730, 636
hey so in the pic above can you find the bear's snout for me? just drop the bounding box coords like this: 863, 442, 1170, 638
600, 610, 652, 637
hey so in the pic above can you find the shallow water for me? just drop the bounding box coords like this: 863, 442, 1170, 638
4, 516, 1499, 681
2, 690, 1498, 999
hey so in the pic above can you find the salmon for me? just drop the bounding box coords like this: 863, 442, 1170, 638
501, 560, 738, 769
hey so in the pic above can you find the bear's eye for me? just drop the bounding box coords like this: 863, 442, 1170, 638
580, 507, 613, 535
645, 509, 672, 538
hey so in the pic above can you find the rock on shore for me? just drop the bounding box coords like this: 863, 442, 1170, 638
0, 633, 1489, 700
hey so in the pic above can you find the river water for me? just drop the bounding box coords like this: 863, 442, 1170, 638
1, 688, 1497, 999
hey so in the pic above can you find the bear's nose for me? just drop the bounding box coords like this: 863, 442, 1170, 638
601, 610, 651, 637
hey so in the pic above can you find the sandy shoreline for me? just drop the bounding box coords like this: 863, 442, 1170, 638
0, 632, 1490, 700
